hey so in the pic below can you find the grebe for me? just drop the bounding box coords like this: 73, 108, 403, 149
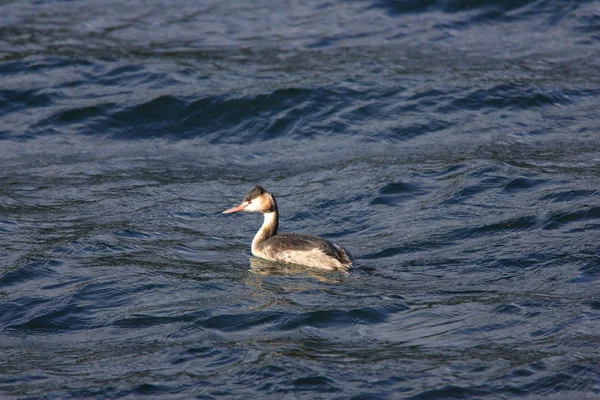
223, 186, 353, 271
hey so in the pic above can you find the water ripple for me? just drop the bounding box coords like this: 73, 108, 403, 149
1, 0, 600, 398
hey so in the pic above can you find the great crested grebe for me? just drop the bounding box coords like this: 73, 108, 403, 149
223, 186, 353, 271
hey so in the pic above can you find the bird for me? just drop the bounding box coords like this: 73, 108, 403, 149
223, 186, 353, 271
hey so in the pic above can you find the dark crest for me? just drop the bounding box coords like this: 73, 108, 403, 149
243, 185, 266, 202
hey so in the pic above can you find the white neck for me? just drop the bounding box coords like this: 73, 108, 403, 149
251, 211, 278, 254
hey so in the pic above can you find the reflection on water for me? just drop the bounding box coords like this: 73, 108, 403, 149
249, 256, 348, 284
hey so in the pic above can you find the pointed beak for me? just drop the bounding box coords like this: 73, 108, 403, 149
222, 202, 248, 214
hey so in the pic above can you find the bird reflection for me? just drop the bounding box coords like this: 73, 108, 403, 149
248, 256, 348, 284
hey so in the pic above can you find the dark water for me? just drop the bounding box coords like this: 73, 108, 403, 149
1, 0, 600, 398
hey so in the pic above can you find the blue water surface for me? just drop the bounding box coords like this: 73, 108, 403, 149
1, 0, 600, 398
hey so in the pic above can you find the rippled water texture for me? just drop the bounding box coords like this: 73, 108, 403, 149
1, 0, 600, 398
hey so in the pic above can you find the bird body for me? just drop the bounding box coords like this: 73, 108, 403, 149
223, 186, 352, 271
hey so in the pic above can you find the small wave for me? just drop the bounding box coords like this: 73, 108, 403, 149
371, 181, 427, 206
467, 215, 538, 236
539, 189, 598, 204
50, 237, 139, 257
368, 0, 537, 15
0, 89, 55, 119
501, 176, 546, 192
542, 206, 600, 231
7, 303, 92, 334
445, 83, 574, 112
201, 304, 406, 334
0, 258, 60, 287
53, 105, 111, 124
79, 88, 348, 142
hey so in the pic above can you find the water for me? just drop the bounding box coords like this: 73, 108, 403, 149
1, 0, 600, 398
